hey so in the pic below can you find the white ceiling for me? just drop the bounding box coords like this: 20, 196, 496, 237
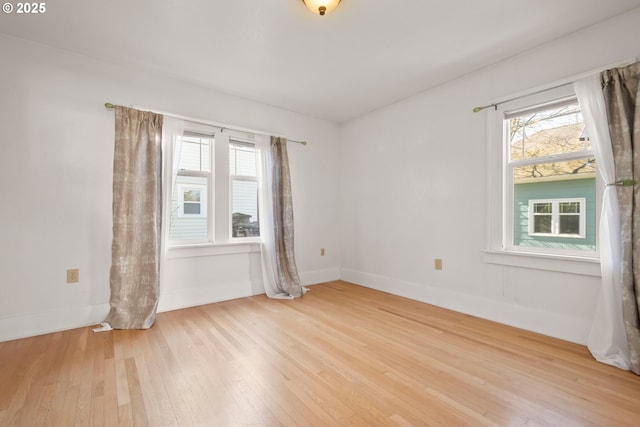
1, 0, 640, 122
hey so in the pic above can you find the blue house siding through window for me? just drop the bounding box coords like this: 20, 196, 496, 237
170, 175, 208, 240
513, 177, 596, 251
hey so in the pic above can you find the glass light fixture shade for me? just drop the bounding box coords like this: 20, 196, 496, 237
301, 0, 342, 16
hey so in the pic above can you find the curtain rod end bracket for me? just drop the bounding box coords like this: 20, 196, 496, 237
473, 104, 497, 113
105, 102, 115, 109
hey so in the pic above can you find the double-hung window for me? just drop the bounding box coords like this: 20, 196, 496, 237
170, 133, 211, 242
229, 140, 259, 239
486, 85, 600, 270
168, 124, 260, 247
505, 97, 596, 254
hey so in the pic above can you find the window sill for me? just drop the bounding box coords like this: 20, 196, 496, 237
168, 241, 260, 259
483, 249, 601, 277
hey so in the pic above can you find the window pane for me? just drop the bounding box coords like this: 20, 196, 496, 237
509, 102, 589, 161
183, 189, 201, 202
534, 202, 552, 213
560, 201, 580, 213
513, 157, 596, 183
230, 143, 257, 176
183, 202, 201, 215
559, 215, 580, 235
231, 180, 259, 238
179, 135, 211, 172
534, 215, 552, 233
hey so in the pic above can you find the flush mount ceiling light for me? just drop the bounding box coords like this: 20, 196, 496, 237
301, 0, 342, 16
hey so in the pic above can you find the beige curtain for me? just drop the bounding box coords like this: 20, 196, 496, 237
271, 137, 306, 297
258, 136, 306, 298
601, 62, 640, 374
106, 106, 163, 329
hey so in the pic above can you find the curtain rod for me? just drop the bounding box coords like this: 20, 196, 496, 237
472, 82, 573, 113
472, 58, 638, 113
104, 102, 307, 145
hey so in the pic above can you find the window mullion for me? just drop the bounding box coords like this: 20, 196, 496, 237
178, 170, 209, 178
231, 175, 257, 182
552, 201, 559, 236
215, 132, 230, 243
508, 150, 594, 167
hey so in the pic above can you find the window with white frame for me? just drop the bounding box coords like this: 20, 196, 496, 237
528, 198, 586, 238
178, 185, 207, 217
486, 87, 600, 263
168, 124, 260, 246
229, 140, 260, 239
505, 97, 596, 254
169, 133, 211, 242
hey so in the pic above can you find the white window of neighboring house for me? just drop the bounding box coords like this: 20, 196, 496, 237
485, 85, 600, 273
178, 185, 207, 218
528, 198, 586, 238
229, 140, 260, 239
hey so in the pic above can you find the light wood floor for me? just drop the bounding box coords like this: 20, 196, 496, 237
2, 281, 640, 426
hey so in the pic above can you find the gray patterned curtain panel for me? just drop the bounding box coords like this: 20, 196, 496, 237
106, 106, 163, 329
270, 137, 306, 298
602, 62, 640, 374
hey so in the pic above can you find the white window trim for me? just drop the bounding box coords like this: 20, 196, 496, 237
168, 241, 260, 258
482, 249, 601, 276
485, 84, 600, 276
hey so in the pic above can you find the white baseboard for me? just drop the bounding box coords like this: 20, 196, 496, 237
0, 282, 256, 342
300, 267, 341, 286
340, 268, 591, 345
158, 280, 258, 313
0, 303, 110, 343
0, 267, 341, 343
158, 267, 340, 313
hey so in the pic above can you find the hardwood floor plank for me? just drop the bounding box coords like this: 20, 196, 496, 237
2, 280, 640, 426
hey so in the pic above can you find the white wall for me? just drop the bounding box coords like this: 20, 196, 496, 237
338, 9, 640, 344
0, 34, 341, 341
3, 9, 639, 345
